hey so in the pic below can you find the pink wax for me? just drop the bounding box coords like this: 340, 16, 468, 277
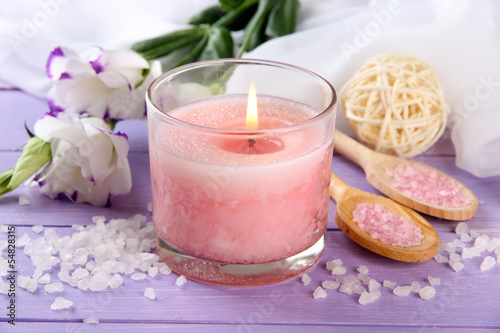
149, 95, 333, 264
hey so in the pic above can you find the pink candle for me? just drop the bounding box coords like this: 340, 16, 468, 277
146, 59, 336, 286
150, 95, 333, 264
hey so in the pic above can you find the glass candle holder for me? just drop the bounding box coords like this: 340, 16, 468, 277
146, 59, 336, 286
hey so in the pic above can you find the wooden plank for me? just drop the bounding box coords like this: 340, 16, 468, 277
1, 227, 499, 329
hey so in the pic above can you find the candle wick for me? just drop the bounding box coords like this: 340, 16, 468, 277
248, 138, 256, 148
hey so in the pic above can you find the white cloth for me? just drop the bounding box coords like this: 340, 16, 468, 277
1, 0, 499, 177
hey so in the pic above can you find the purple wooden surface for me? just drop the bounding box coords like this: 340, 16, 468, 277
1, 89, 500, 332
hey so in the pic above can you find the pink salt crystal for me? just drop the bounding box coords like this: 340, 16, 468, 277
386, 165, 471, 208
352, 202, 424, 247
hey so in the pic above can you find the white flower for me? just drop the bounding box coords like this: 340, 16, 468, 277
32, 112, 132, 206
46, 46, 160, 120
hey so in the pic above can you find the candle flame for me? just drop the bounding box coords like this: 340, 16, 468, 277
246, 82, 258, 131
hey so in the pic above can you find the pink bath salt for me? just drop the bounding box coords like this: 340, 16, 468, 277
386, 164, 471, 207
352, 202, 424, 247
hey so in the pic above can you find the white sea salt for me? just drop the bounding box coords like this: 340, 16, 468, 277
434, 253, 449, 263
411, 281, 421, 293
331, 266, 347, 276
144, 287, 156, 300
147, 202, 153, 212
480, 256, 496, 271
131, 272, 147, 281
109, 274, 123, 289
358, 290, 380, 305
326, 259, 343, 270
31, 225, 44, 233
321, 280, 340, 290
38, 273, 51, 285
450, 260, 464, 272
301, 273, 311, 286
383, 280, 397, 289
18, 275, 37, 292
419, 286, 436, 300
428, 276, 441, 286
44, 282, 64, 293
460, 233, 472, 242
88, 272, 112, 291
474, 235, 490, 251
461, 247, 473, 260
486, 237, 500, 253
393, 286, 412, 296
357, 265, 369, 275
455, 222, 469, 236
148, 266, 159, 278
72, 267, 89, 279
449, 253, 461, 262
353, 285, 366, 295
83, 318, 99, 324
313, 286, 327, 299
19, 195, 30, 206
17, 233, 31, 247
175, 275, 187, 287
50, 297, 73, 310
356, 273, 371, 285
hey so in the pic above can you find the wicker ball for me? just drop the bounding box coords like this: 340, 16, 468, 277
340, 53, 450, 158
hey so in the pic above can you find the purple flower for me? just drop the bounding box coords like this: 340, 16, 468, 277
46, 46, 160, 120
33, 112, 132, 206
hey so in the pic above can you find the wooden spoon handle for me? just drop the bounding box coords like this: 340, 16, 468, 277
334, 130, 373, 170
329, 172, 349, 203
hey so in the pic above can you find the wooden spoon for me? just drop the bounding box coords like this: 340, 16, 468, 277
329, 172, 440, 262
334, 130, 478, 220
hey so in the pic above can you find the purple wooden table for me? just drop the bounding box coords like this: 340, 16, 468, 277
1, 88, 499, 332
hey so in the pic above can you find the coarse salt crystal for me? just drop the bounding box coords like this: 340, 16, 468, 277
428, 276, 441, 286
353, 285, 366, 295
358, 290, 380, 305
83, 318, 99, 324
44, 282, 64, 293
450, 261, 464, 272
434, 253, 449, 263
38, 273, 51, 285
383, 280, 397, 289
18, 275, 37, 292
148, 266, 159, 278
91, 215, 106, 224
331, 266, 347, 276
460, 233, 472, 242
352, 202, 424, 247
321, 280, 340, 290
50, 297, 73, 310
175, 275, 187, 287
31, 225, 44, 233
313, 286, 327, 299
326, 259, 343, 270
487, 238, 500, 252
130, 272, 147, 281
455, 222, 469, 236
393, 286, 412, 296
357, 265, 369, 275
387, 165, 471, 207
480, 256, 496, 271
19, 195, 30, 206
301, 273, 311, 286
449, 253, 461, 262
17, 233, 31, 247
72, 267, 90, 279
411, 281, 421, 292
144, 287, 156, 300
419, 286, 436, 300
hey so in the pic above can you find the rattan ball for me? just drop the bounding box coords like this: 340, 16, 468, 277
339, 53, 450, 158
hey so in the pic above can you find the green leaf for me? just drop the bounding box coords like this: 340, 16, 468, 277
237, 0, 279, 57
189, 5, 225, 25
219, 0, 245, 12
214, 0, 258, 30
132, 28, 207, 61
171, 34, 209, 69
0, 168, 15, 196
198, 26, 234, 61
6, 137, 52, 191
24, 122, 35, 138
265, 0, 299, 37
